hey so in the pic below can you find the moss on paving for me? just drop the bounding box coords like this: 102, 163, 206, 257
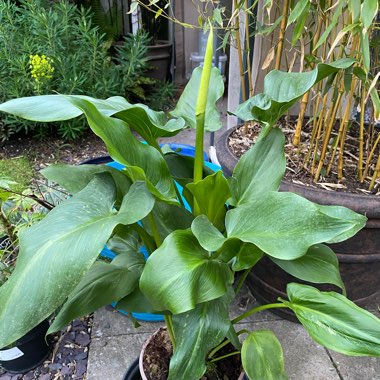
0, 156, 34, 192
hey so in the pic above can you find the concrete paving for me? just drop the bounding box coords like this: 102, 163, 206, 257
87, 97, 380, 379
86, 285, 380, 380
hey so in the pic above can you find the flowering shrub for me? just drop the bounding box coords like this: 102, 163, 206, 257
28, 54, 55, 93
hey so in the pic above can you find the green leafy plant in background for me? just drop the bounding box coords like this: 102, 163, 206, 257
0, 0, 170, 140
0, 25, 379, 380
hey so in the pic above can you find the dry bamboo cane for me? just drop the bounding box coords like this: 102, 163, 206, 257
363, 134, 380, 181
326, 76, 357, 176
337, 93, 356, 179
303, 94, 321, 167
245, 0, 253, 97
311, 93, 329, 173
274, 0, 290, 70
369, 154, 380, 191
314, 79, 344, 181
293, 16, 324, 146
359, 84, 366, 181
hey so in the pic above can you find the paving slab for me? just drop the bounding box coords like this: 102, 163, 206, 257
236, 321, 340, 380
328, 351, 380, 380
87, 332, 151, 380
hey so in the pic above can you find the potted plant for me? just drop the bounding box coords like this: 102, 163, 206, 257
0, 25, 379, 379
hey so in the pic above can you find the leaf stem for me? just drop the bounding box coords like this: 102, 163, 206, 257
208, 339, 230, 359
165, 315, 176, 352
148, 213, 162, 248
209, 351, 240, 363
232, 303, 288, 324
234, 268, 252, 296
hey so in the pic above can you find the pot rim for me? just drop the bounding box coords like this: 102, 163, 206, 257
215, 125, 380, 216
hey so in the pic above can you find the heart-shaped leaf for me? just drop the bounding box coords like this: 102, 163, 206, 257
140, 230, 233, 314
283, 283, 380, 356
226, 192, 366, 260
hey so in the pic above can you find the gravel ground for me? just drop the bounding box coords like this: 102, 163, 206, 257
0, 316, 93, 380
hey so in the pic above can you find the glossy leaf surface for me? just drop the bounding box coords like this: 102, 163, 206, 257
48, 250, 145, 333
191, 215, 226, 252
186, 171, 230, 230
140, 230, 233, 313
284, 284, 380, 356
226, 192, 366, 259
272, 244, 345, 291
170, 67, 224, 132
0, 175, 153, 348
229, 128, 285, 205
169, 294, 232, 379
242, 330, 287, 380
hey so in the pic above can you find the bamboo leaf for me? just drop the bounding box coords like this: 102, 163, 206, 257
361, 0, 378, 31
287, 0, 309, 26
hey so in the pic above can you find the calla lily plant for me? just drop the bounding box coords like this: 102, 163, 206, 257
0, 27, 379, 379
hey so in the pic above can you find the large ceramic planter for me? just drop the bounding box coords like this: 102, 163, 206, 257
216, 126, 380, 321
146, 40, 172, 82
138, 328, 247, 380
0, 319, 51, 373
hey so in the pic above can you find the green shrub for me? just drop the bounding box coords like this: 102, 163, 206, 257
0, 0, 121, 140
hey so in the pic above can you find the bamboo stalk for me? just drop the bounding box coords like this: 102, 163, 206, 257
326, 77, 356, 176
274, 0, 290, 70
369, 154, 380, 191
244, 0, 253, 97
314, 84, 344, 181
358, 84, 366, 181
363, 134, 380, 180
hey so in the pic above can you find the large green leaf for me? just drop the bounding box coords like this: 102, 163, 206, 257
42, 163, 132, 204
65, 96, 177, 203
168, 293, 232, 380
170, 67, 224, 132
232, 59, 355, 126
114, 104, 185, 146
186, 171, 230, 230
226, 192, 366, 260
0, 175, 154, 348
48, 250, 145, 333
229, 128, 285, 205
272, 244, 345, 291
283, 283, 380, 356
142, 201, 194, 241
242, 330, 288, 380
0, 95, 126, 122
219, 239, 264, 271
140, 230, 234, 314
191, 215, 226, 252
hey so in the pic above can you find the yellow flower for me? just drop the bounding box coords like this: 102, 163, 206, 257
28, 53, 54, 84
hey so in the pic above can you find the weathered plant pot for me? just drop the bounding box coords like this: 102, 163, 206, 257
0, 319, 51, 373
216, 126, 380, 321
146, 41, 172, 82
139, 328, 247, 380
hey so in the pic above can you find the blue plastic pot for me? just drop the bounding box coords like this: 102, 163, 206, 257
84, 144, 220, 322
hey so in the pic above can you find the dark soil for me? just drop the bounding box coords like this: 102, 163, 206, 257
0, 316, 92, 380
228, 119, 380, 196
142, 328, 243, 380
0, 131, 108, 172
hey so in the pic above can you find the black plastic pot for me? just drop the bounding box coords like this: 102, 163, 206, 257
0, 319, 51, 373
123, 358, 141, 380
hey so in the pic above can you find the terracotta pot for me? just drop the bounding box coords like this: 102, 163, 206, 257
216, 126, 380, 322
139, 328, 246, 380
